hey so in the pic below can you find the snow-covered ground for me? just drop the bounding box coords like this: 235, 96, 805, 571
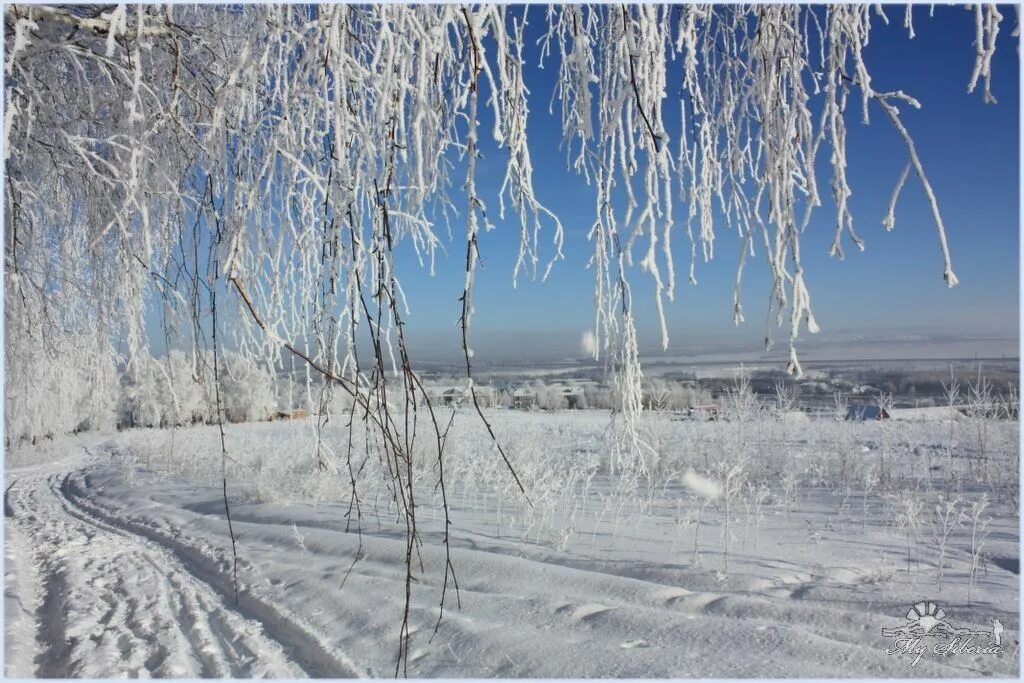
4, 410, 1019, 677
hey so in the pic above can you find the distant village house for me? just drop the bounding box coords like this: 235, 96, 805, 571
513, 386, 537, 410
845, 405, 890, 421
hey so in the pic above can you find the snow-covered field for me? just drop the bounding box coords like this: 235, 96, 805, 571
4, 409, 1019, 677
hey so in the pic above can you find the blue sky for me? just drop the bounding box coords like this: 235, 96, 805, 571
390, 5, 1020, 362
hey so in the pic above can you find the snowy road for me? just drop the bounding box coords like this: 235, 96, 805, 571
4, 451, 349, 678
4, 441, 1019, 678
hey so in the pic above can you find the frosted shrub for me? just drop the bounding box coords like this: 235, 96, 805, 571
861, 465, 878, 532
717, 463, 746, 574
691, 495, 714, 567
891, 488, 924, 572
876, 392, 895, 484
936, 368, 963, 482
781, 471, 799, 521
742, 481, 771, 551
967, 494, 991, 605
933, 495, 966, 590
966, 369, 996, 481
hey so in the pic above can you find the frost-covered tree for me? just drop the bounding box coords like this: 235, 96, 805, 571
5, 321, 118, 443
3, 3, 1012, 669
159, 349, 212, 426
119, 362, 164, 429
119, 349, 278, 428
218, 352, 277, 424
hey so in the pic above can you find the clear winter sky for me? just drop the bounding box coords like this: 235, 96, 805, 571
152, 5, 1021, 365
391, 4, 1020, 364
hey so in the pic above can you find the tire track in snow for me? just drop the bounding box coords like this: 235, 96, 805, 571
5, 455, 339, 678
54, 457, 363, 677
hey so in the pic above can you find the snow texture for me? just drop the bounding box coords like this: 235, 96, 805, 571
5, 412, 1019, 678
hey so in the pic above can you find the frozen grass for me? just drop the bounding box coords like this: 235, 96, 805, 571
112, 407, 1018, 598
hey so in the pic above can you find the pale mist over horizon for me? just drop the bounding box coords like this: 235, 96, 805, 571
397, 310, 1020, 365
